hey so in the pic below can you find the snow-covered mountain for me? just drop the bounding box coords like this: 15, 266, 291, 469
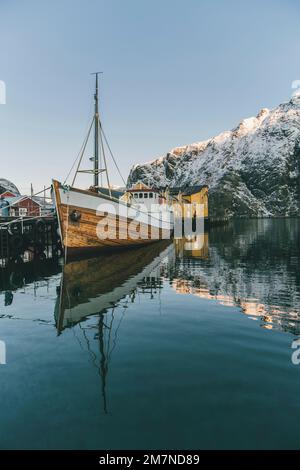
128, 95, 300, 217
0, 178, 20, 195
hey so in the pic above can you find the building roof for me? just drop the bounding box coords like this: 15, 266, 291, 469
0, 190, 18, 197
3, 196, 23, 205
4, 195, 43, 206
127, 182, 160, 193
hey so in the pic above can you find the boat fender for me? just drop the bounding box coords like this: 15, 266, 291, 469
8, 221, 22, 236
70, 210, 81, 222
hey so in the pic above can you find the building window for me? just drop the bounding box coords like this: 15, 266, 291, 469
19, 208, 28, 216
133, 193, 138, 198
149, 193, 153, 199
139, 193, 143, 199
144, 193, 148, 198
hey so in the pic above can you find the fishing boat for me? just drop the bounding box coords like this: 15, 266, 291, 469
52, 74, 173, 257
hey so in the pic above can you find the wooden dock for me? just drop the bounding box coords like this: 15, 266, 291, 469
0, 216, 62, 266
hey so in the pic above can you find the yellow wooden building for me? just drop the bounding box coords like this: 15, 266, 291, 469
167, 185, 209, 220
123, 182, 209, 221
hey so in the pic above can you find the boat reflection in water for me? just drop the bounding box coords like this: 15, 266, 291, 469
55, 240, 174, 413
55, 240, 173, 333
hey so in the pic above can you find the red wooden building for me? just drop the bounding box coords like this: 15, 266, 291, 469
5, 196, 42, 217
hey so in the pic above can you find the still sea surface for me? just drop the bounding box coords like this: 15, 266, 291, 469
0, 219, 299, 450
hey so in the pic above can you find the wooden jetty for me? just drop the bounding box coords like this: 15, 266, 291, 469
0, 216, 62, 266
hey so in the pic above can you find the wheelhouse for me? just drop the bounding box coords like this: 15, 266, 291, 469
125, 182, 160, 203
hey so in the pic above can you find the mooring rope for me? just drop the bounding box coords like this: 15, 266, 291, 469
100, 126, 127, 187
0, 211, 57, 229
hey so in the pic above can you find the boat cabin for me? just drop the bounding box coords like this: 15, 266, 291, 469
124, 182, 161, 206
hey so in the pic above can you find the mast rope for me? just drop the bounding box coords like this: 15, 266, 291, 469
0, 210, 56, 227
63, 139, 86, 186
71, 116, 95, 187
63, 94, 95, 185
100, 126, 127, 187
98, 116, 112, 197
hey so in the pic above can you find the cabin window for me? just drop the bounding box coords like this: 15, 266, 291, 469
133, 193, 138, 198
144, 193, 148, 198
139, 193, 143, 199
149, 193, 153, 199
19, 208, 28, 216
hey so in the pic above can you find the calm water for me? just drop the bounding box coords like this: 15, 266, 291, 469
0, 219, 300, 450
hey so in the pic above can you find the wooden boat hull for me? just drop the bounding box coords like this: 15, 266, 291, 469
52, 180, 173, 256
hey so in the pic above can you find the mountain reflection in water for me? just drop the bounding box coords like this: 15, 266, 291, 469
0, 219, 299, 448
171, 220, 300, 334
55, 218, 300, 355
2, 219, 299, 336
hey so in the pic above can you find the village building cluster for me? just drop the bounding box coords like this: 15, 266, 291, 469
0, 179, 54, 219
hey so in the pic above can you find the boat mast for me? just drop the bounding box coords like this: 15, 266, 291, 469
71, 72, 116, 195
93, 72, 102, 187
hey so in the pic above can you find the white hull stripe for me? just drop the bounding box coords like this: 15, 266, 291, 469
59, 187, 173, 230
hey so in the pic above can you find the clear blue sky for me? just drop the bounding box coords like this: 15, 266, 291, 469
1, 0, 300, 192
